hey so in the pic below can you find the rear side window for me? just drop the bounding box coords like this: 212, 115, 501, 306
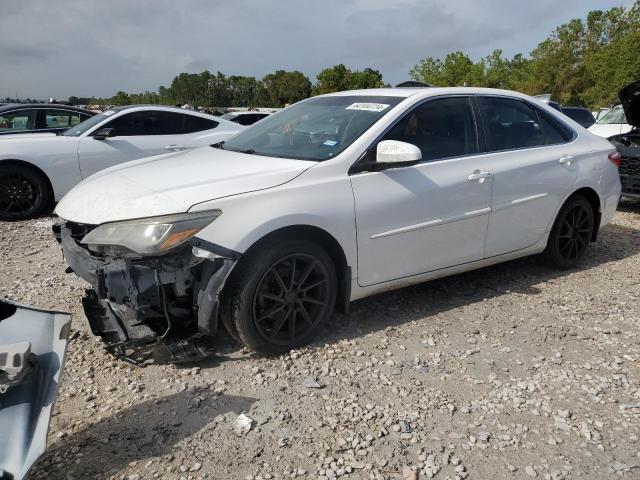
45, 109, 83, 128
236, 114, 257, 126
182, 114, 218, 133
536, 109, 573, 145
477, 97, 543, 151
382, 96, 478, 162
104, 111, 185, 136
0, 110, 36, 132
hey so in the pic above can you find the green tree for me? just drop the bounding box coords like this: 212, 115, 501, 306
313, 65, 386, 94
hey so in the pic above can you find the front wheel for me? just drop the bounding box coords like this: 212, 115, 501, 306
222, 239, 337, 354
542, 195, 595, 269
0, 164, 51, 220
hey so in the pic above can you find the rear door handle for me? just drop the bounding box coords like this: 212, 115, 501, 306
558, 154, 575, 165
467, 170, 492, 183
164, 144, 187, 151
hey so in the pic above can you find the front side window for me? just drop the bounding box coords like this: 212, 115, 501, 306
597, 105, 627, 125
103, 111, 184, 136
380, 96, 478, 161
221, 95, 404, 161
0, 110, 36, 132
478, 97, 543, 151
63, 112, 112, 137
45, 109, 82, 128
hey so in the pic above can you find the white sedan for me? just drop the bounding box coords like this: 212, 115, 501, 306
0, 105, 242, 220
56, 87, 621, 362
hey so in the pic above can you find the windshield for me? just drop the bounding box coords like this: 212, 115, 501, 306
220, 95, 404, 161
220, 113, 237, 120
597, 105, 627, 125
63, 111, 112, 136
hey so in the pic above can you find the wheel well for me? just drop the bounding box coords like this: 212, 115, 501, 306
568, 187, 601, 241
0, 159, 55, 207
239, 225, 351, 312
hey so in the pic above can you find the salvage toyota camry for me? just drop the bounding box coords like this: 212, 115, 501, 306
54, 87, 621, 362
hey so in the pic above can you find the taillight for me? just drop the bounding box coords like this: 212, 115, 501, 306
608, 151, 621, 167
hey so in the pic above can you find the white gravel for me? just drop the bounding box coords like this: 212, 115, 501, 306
1, 203, 639, 480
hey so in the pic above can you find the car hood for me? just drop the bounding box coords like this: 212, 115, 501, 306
620, 80, 640, 128
0, 300, 71, 480
55, 146, 316, 225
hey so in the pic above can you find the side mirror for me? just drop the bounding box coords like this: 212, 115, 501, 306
93, 127, 116, 140
376, 140, 422, 164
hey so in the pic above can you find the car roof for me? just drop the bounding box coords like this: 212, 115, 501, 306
320, 86, 542, 101
99, 104, 238, 127
0, 103, 94, 114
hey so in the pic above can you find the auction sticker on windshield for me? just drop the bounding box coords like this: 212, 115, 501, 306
345, 103, 390, 112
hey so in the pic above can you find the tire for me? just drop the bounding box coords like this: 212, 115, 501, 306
222, 238, 337, 354
542, 195, 595, 269
0, 163, 51, 220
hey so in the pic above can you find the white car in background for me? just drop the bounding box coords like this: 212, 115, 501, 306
55, 87, 621, 363
0, 106, 243, 220
587, 104, 634, 138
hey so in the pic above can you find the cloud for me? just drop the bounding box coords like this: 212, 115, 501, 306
0, 0, 624, 99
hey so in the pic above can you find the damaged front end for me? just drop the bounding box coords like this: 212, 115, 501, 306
54, 219, 239, 365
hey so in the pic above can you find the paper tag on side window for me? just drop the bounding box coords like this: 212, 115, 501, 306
345, 103, 390, 112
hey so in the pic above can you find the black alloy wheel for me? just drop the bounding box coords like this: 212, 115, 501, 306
543, 195, 594, 269
222, 239, 337, 354
252, 253, 332, 346
0, 165, 50, 220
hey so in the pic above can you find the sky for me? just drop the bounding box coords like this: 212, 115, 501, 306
0, 0, 628, 100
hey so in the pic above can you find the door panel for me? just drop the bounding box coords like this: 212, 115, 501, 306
351, 155, 492, 286
77, 133, 185, 178
77, 110, 187, 178
484, 146, 580, 257
476, 96, 580, 257
351, 95, 492, 286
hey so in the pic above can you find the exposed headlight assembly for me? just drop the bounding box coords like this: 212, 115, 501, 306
81, 210, 221, 255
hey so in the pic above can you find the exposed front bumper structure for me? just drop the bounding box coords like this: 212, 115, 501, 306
55, 223, 238, 364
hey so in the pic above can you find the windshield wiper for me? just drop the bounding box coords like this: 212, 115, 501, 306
211, 141, 225, 149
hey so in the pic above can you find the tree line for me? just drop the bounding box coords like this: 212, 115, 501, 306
74, 2, 639, 110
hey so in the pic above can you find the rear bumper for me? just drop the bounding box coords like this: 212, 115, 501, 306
57, 225, 238, 364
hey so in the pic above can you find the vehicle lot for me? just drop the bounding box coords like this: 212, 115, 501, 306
1, 204, 639, 480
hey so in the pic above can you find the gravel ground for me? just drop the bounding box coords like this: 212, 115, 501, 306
1, 203, 639, 480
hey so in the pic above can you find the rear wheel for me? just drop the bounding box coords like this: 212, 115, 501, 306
543, 196, 594, 269
0, 164, 51, 220
222, 239, 337, 354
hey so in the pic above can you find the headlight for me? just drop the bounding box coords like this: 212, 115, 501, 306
81, 210, 221, 255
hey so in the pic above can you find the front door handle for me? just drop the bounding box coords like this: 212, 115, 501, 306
164, 144, 187, 151
467, 170, 492, 183
558, 154, 575, 166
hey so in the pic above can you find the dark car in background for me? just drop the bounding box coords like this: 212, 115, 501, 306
533, 95, 596, 128
609, 80, 640, 200
0, 104, 95, 135
561, 106, 596, 128
220, 110, 272, 126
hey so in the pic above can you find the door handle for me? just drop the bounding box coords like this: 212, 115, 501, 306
467, 170, 492, 183
558, 154, 574, 166
164, 144, 186, 151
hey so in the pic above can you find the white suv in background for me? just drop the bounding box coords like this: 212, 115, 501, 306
55, 87, 621, 363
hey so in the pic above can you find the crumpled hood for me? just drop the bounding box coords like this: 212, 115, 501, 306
55, 146, 315, 224
620, 80, 640, 128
